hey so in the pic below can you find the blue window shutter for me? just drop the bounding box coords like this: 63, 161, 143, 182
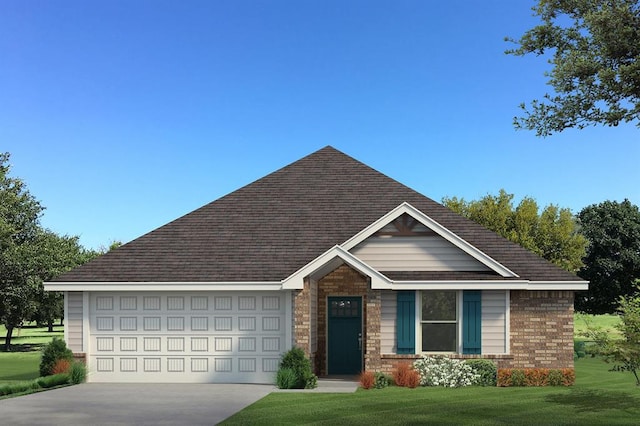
463, 290, 482, 354
396, 291, 415, 354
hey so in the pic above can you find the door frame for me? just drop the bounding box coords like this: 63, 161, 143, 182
326, 296, 363, 375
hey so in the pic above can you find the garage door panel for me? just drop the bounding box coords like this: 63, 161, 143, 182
89, 291, 287, 383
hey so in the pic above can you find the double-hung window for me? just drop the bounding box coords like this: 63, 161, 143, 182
421, 290, 458, 352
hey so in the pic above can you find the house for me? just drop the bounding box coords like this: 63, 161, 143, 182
45, 146, 587, 383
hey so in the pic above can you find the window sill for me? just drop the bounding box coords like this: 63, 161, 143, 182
382, 353, 514, 360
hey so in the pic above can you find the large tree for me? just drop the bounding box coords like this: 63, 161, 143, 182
506, 0, 640, 136
443, 189, 587, 272
0, 152, 43, 350
576, 199, 640, 314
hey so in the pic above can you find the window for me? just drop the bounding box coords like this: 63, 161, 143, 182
421, 291, 458, 352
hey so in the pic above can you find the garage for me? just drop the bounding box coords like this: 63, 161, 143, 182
87, 291, 289, 383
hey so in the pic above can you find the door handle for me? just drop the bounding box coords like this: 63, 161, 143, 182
358, 333, 362, 351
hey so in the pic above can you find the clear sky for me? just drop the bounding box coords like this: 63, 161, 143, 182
2, 0, 638, 250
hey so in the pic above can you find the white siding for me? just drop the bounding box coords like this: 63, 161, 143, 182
350, 236, 491, 271
67, 291, 83, 352
481, 290, 507, 354
380, 291, 396, 353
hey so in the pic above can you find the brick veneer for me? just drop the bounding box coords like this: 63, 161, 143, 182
294, 270, 576, 375
504, 290, 574, 369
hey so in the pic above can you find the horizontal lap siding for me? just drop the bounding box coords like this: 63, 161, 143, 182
482, 290, 507, 354
380, 291, 396, 353
67, 291, 83, 352
350, 236, 490, 271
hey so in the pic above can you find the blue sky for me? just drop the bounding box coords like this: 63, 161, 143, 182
2, 0, 638, 250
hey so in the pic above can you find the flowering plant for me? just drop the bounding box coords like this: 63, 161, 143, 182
413, 355, 479, 388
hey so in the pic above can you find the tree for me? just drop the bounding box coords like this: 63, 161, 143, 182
583, 290, 640, 385
442, 189, 587, 272
0, 152, 44, 350
506, 0, 640, 136
576, 199, 640, 313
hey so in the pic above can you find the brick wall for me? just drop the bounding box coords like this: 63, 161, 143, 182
504, 290, 574, 369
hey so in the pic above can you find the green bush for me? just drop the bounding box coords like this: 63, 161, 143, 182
276, 367, 298, 389
0, 374, 70, 397
69, 362, 87, 384
374, 372, 391, 389
548, 369, 564, 386
40, 338, 74, 377
36, 373, 71, 388
466, 359, 497, 386
510, 369, 526, 387
574, 341, 586, 359
278, 347, 317, 389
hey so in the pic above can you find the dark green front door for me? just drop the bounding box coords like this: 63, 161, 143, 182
327, 297, 362, 374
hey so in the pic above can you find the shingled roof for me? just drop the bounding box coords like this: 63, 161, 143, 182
53, 146, 582, 283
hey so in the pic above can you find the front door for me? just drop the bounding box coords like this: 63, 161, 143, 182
327, 297, 362, 374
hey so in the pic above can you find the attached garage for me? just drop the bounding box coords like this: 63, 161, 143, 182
66, 291, 290, 383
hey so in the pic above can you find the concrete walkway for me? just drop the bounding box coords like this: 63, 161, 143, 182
0, 379, 359, 426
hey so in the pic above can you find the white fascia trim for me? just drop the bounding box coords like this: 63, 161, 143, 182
44, 282, 284, 292
281, 245, 392, 289
341, 202, 519, 278
386, 280, 588, 290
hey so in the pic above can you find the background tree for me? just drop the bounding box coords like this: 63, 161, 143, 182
506, 0, 640, 136
442, 189, 587, 272
576, 199, 640, 313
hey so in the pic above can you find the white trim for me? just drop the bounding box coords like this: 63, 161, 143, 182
45, 282, 283, 292
285, 290, 293, 352
282, 245, 391, 290
342, 202, 519, 278
505, 290, 511, 355
388, 280, 588, 290
82, 292, 90, 353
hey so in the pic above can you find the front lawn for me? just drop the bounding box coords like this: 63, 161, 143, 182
0, 324, 63, 384
221, 357, 640, 425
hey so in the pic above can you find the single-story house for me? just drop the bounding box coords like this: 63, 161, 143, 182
45, 146, 587, 383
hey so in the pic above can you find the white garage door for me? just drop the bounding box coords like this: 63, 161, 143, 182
88, 291, 288, 383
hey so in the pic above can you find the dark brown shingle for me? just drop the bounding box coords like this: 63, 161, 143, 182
53, 146, 582, 283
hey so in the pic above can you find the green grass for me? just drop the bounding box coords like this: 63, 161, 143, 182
0, 324, 63, 384
222, 359, 639, 425
574, 313, 621, 340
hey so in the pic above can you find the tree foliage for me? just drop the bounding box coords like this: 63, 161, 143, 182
1, 152, 100, 349
442, 189, 587, 272
506, 0, 640, 136
583, 290, 640, 385
576, 199, 640, 313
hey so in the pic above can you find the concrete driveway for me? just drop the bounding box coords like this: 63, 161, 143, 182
0, 383, 272, 426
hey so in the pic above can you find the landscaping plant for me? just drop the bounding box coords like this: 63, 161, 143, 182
374, 372, 391, 389
359, 371, 375, 389
413, 356, 478, 388
69, 361, 87, 384
465, 359, 497, 386
276, 367, 298, 389
39, 338, 73, 377
392, 362, 420, 388
276, 347, 317, 389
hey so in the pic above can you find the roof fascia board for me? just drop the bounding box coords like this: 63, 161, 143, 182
342, 202, 519, 278
44, 282, 284, 292
281, 245, 392, 290
384, 280, 588, 291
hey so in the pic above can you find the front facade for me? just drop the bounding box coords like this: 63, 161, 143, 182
46, 147, 586, 383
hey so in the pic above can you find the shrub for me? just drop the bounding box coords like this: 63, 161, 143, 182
404, 370, 420, 388
276, 367, 298, 389
524, 368, 549, 386
40, 338, 74, 377
374, 372, 391, 389
510, 369, 526, 386
36, 373, 71, 389
561, 368, 576, 386
466, 359, 497, 386
51, 359, 72, 375
69, 362, 87, 384
359, 371, 375, 389
392, 362, 413, 387
413, 356, 478, 388
497, 369, 512, 387
277, 347, 317, 389
548, 369, 564, 386
574, 341, 586, 359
